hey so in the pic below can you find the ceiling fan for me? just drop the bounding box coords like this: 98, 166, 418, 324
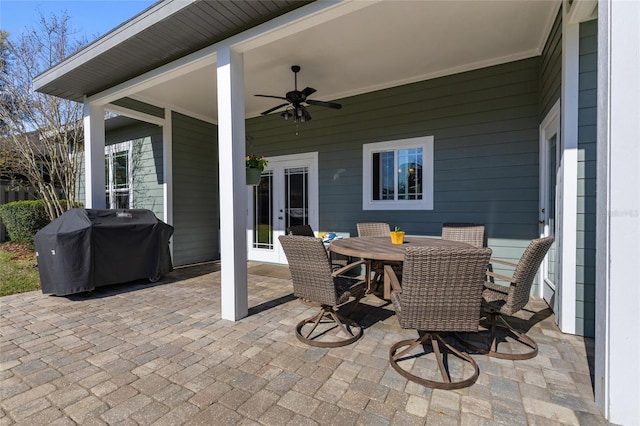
255, 65, 342, 122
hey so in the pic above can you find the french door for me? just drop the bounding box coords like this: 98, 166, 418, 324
539, 104, 560, 313
247, 153, 318, 264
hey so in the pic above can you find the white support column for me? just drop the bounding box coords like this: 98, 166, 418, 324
217, 47, 248, 321
558, 12, 579, 334
162, 108, 173, 226
595, 1, 640, 424
163, 108, 174, 258
83, 102, 106, 209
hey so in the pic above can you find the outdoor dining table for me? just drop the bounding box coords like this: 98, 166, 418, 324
329, 236, 473, 299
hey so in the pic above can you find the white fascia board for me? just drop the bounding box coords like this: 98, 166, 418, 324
130, 94, 218, 125
85, 0, 380, 107
231, 0, 381, 53
566, 0, 598, 24
105, 104, 165, 126
33, 0, 194, 91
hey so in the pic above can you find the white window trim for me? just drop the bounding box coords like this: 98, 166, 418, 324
362, 136, 434, 211
105, 140, 133, 209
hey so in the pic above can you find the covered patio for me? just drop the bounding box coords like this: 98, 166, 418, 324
30, 0, 640, 423
0, 265, 610, 425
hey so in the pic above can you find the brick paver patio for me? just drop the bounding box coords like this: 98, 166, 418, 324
0, 262, 613, 425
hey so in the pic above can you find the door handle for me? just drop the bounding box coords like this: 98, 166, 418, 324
278, 216, 283, 220
539, 220, 545, 224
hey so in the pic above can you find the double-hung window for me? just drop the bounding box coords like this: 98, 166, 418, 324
105, 141, 132, 209
362, 136, 434, 210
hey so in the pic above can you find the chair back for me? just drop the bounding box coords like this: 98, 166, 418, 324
397, 246, 492, 332
441, 223, 485, 248
287, 224, 315, 237
502, 236, 555, 315
278, 235, 337, 306
357, 222, 390, 237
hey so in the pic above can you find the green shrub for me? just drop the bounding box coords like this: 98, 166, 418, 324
0, 200, 51, 245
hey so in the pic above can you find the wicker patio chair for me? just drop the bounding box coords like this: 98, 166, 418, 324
287, 224, 348, 269
356, 222, 391, 237
286, 224, 315, 237
279, 235, 367, 347
387, 246, 492, 389
457, 236, 555, 360
441, 223, 485, 248
356, 222, 399, 293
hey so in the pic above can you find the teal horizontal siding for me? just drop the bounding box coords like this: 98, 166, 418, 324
171, 112, 219, 266
540, 7, 562, 119
247, 57, 541, 285
106, 121, 164, 220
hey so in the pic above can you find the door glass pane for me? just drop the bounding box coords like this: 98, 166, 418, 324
372, 151, 395, 200
105, 156, 110, 206
253, 171, 273, 249
547, 135, 558, 284
398, 148, 423, 200
285, 167, 308, 229
105, 156, 110, 191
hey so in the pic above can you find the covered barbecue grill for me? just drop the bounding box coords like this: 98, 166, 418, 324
35, 208, 173, 296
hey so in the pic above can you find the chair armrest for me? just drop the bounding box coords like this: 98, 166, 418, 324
332, 259, 367, 277
486, 270, 515, 284
489, 258, 518, 268
384, 265, 402, 293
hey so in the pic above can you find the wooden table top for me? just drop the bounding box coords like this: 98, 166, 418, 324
329, 236, 472, 261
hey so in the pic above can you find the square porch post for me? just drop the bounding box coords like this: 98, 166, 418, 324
217, 47, 248, 321
595, 0, 640, 424
82, 102, 106, 209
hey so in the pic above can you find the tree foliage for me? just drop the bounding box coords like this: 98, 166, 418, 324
0, 13, 87, 220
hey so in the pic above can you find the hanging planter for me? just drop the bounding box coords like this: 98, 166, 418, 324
246, 154, 268, 186
246, 167, 262, 186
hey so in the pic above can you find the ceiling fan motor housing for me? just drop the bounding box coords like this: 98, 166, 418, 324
255, 64, 342, 120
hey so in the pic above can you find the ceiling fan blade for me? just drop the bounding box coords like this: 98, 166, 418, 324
255, 94, 288, 101
301, 87, 316, 98
306, 99, 342, 109
261, 103, 289, 115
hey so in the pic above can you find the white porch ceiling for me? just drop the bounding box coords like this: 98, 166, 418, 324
131, 0, 560, 122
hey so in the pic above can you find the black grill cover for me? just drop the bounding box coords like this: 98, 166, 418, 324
35, 208, 174, 295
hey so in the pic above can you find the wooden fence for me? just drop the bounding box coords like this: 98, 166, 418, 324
0, 182, 40, 242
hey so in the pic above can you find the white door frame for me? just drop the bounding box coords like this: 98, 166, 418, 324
539, 100, 560, 313
247, 152, 319, 264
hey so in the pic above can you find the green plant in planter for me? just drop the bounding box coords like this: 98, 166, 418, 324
246, 154, 268, 171
390, 226, 405, 244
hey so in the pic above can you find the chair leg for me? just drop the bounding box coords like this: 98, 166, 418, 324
389, 332, 479, 390
295, 305, 363, 348
342, 287, 365, 318
302, 310, 326, 339
456, 312, 538, 360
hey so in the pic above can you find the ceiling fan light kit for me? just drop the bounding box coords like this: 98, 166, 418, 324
255, 65, 342, 124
